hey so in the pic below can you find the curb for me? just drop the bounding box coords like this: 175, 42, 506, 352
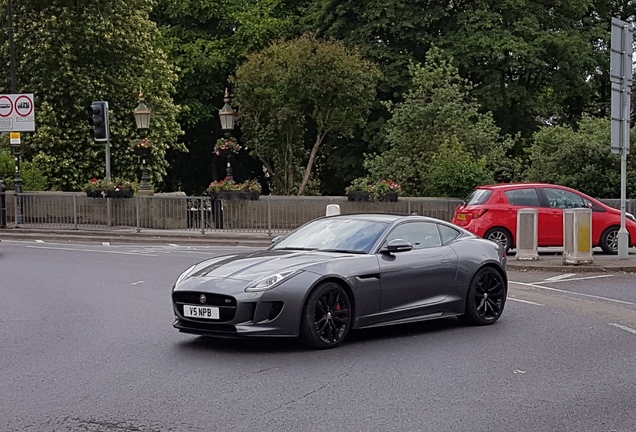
0, 230, 273, 247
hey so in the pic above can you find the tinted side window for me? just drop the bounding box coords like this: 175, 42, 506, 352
504, 188, 540, 206
466, 189, 493, 205
438, 224, 460, 244
385, 222, 442, 249
543, 188, 588, 209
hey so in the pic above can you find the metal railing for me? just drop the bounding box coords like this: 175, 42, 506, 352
2, 192, 633, 236
2, 192, 463, 235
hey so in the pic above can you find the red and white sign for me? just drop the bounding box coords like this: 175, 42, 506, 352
15, 95, 34, 117
0, 95, 12, 118
0, 93, 35, 132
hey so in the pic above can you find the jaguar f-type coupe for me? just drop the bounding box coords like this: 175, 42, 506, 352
172, 213, 508, 349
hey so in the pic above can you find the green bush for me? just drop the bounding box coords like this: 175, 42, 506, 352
424, 143, 494, 198
0, 150, 49, 191
525, 117, 636, 198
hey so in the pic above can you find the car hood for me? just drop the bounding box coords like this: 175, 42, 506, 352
179, 249, 356, 283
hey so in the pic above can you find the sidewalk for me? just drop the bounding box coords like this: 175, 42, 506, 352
506, 251, 636, 273
1, 227, 636, 272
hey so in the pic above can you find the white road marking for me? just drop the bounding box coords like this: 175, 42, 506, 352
130, 281, 145, 285
508, 298, 543, 306
35, 239, 44, 243
168, 243, 179, 247
102, 242, 110, 246
543, 273, 576, 282
509, 280, 634, 305
26, 245, 155, 256
542, 274, 613, 284
609, 323, 636, 335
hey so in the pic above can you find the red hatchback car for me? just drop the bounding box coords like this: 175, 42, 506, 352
451, 183, 636, 253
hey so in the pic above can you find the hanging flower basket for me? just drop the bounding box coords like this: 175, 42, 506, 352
134, 138, 152, 158
347, 191, 371, 202
214, 137, 241, 156
378, 192, 398, 202
345, 178, 402, 202
83, 178, 135, 198
206, 178, 261, 200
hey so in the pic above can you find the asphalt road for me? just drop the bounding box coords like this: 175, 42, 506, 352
1, 240, 635, 432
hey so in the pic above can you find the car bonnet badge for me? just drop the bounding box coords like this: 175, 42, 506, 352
199, 294, 206, 304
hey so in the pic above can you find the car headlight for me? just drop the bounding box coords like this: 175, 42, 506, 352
245, 270, 301, 292
627, 212, 636, 222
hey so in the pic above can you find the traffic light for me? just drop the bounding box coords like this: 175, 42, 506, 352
87, 101, 109, 141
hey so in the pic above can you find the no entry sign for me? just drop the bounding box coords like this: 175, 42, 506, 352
0, 93, 35, 132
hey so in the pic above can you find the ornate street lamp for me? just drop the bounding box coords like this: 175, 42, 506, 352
218, 88, 237, 180
134, 90, 153, 194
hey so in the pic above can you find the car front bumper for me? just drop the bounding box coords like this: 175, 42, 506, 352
171, 271, 319, 338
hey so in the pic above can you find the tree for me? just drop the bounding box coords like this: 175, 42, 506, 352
438, 0, 613, 136
364, 48, 513, 197
525, 117, 636, 198
152, 0, 307, 193
0, 0, 183, 191
234, 33, 381, 195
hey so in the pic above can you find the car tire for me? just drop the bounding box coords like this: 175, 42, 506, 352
484, 227, 513, 252
600, 226, 621, 254
458, 267, 507, 326
300, 282, 352, 349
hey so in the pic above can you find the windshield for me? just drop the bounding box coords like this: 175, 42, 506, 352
272, 218, 389, 253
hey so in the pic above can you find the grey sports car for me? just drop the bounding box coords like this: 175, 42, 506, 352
172, 213, 507, 349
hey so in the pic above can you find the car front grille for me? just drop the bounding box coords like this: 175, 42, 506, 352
173, 291, 237, 322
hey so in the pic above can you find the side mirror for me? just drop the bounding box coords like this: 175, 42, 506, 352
271, 235, 283, 244
383, 238, 413, 253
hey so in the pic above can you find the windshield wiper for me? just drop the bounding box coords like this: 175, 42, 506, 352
319, 249, 367, 254
273, 247, 318, 251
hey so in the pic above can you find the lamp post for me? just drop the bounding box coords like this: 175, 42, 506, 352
7, 0, 23, 224
134, 90, 153, 195
218, 88, 237, 180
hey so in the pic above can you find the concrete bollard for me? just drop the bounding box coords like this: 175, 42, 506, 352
563, 207, 594, 265
326, 204, 341, 217
516, 208, 539, 260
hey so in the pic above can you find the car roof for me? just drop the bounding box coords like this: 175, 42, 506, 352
477, 182, 568, 190
329, 213, 443, 224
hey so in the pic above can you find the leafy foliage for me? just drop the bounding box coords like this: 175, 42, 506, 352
525, 117, 636, 198
234, 33, 381, 195
0, 0, 183, 191
364, 48, 512, 197
153, 0, 306, 193
0, 149, 48, 191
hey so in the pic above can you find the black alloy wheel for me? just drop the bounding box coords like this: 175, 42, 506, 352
459, 267, 506, 326
484, 228, 513, 252
600, 226, 620, 254
300, 282, 352, 349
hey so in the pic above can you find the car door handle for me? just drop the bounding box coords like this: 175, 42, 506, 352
441, 259, 451, 264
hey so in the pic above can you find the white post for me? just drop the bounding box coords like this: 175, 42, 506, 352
326, 204, 340, 217
516, 208, 539, 260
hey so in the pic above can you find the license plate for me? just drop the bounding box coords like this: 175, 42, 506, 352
457, 213, 466, 220
183, 305, 220, 319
